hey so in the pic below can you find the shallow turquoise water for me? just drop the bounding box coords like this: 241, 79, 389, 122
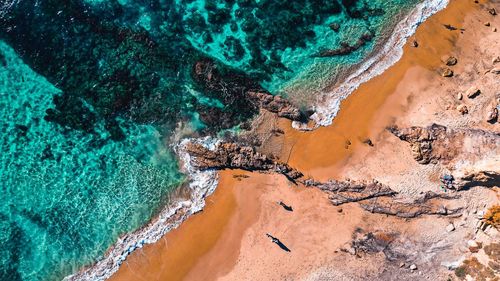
0, 0, 419, 280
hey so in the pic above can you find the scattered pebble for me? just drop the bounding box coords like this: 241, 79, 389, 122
400, 262, 405, 268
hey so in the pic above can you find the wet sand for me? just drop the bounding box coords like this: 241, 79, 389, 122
109, 0, 496, 280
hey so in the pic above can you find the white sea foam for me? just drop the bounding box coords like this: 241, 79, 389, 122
65, 0, 450, 280
64, 137, 220, 281
294, 0, 449, 129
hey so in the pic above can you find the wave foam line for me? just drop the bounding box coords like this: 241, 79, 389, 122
297, 0, 449, 129
64, 137, 220, 281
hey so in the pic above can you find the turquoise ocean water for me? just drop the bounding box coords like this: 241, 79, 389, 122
0, 1, 420, 280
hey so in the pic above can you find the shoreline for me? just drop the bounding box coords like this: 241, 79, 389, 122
64, 0, 480, 280
108, 0, 499, 280
300, 0, 450, 128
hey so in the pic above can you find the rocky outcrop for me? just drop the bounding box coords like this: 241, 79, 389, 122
247, 91, 303, 121
455, 171, 500, 190
358, 191, 462, 218
303, 179, 397, 205
388, 124, 458, 164
389, 124, 500, 167
184, 141, 303, 182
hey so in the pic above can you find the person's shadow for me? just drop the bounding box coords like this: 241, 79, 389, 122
266, 233, 291, 252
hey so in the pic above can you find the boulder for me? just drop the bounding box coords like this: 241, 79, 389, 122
446, 223, 456, 232
486, 107, 498, 123
465, 86, 480, 98
410, 264, 417, 270
441, 68, 454, 77
457, 104, 468, 115
488, 8, 497, 15
445, 56, 458, 66
457, 93, 463, 100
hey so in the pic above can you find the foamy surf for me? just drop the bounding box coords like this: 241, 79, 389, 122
64, 137, 220, 281
294, 0, 449, 129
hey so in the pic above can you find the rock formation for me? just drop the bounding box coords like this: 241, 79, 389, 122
192, 59, 304, 125
388, 124, 459, 164
358, 191, 462, 218
303, 179, 397, 205
184, 141, 303, 182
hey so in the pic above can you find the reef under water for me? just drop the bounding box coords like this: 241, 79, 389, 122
0, 0, 420, 280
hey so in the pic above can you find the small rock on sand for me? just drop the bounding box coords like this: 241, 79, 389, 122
486, 107, 498, 122
446, 223, 455, 232
411, 40, 419, 47
410, 264, 417, 270
457, 104, 468, 115
484, 22, 491, 27
466, 86, 480, 98
488, 8, 497, 15
445, 56, 458, 66
493, 56, 500, 64
467, 240, 480, 252
441, 68, 453, 77
457, 93, 463, 100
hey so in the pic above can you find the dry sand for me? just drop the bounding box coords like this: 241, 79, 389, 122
110, 0, 499, 280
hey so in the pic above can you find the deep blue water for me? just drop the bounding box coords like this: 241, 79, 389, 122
0, 0, 418, 280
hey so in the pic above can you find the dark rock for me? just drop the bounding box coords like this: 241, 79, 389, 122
445, 56, 458, 66
314, 32, 373, 57
329, 22, 340, 31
